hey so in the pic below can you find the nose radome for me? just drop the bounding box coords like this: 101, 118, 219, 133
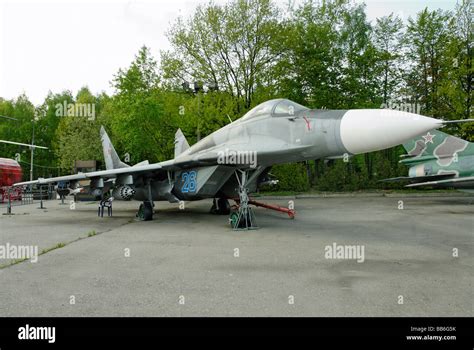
339, 109, 443, 155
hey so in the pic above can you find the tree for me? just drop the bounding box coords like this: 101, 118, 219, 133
343, 4, 382, 108
161, 0, 285, 108
54, 87, 103, 170
0, 95, 38, 178
404, 8, 452, 118
108, 46, 165, 163
34, 90, 74, 176
439, 0, 473, 140
280, 0, 347, 108
373, 13, 404, 105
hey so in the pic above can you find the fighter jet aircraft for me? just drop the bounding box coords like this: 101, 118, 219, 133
383, 130, 474, 193
13, 99, 458, 229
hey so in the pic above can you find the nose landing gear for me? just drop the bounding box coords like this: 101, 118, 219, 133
229, 169, 258, 230
228, 168, 296, 230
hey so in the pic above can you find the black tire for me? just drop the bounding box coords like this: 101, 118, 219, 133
138, 201, 153, 221
211, 198, 231, 215
210, 198, 218, 214
229, 210, 252, 229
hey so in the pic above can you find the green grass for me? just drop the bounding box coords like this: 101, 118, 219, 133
0, 243, 66, 269
0, 219, 135, 269
0, 258, 28, 269
40, 242, 66, 255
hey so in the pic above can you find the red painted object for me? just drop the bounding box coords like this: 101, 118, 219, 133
233, 197, 296, 219
248, 199, 296, 219
0, 158, 23, 202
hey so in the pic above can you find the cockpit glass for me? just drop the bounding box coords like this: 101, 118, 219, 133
241, 100, 276, 120
240, 99, 309, 121
273, 100, 309, 117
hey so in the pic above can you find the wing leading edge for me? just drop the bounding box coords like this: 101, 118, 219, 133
14, 163, 165, 187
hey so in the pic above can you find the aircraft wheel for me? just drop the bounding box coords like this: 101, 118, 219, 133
211, 198, 231, 215
138, 201, 153, 221
229, 211, 252, 229
210, 199, 218, 214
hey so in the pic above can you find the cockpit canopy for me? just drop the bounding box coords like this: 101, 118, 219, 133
240, 99, 309, 121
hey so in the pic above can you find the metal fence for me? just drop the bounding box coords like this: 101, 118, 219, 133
2, 185, 54, 214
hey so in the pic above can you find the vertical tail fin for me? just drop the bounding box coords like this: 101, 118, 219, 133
100, 126, 129, 170
402, 130, 473, 158
174, 128, 190, 158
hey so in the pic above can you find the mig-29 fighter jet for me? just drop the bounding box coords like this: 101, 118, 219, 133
14, 99, 459, 229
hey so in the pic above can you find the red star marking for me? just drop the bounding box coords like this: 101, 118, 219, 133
422, 132, 435, 144
303, 116, 311, 131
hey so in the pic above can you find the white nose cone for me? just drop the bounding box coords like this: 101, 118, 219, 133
340, 109, 442, 154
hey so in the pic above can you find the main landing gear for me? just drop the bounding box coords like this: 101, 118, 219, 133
210, 197, 231, 215
137, 200, 153, 221
137, 179, 154, 221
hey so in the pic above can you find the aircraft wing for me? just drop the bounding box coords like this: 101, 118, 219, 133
13, 156, 234, 188
14, 163, 165, 187
405, 176, 474, 188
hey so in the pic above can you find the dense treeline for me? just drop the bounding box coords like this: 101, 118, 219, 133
0, 0, 471, 191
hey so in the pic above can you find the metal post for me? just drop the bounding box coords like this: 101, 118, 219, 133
38, 185, 45, 209
147, 179, 154, 207
30, 119, 35, 181
197, 92, 201, 141
6, 188, 12, 215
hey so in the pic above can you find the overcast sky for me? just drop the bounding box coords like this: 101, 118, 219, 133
0, 0, 457, 105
